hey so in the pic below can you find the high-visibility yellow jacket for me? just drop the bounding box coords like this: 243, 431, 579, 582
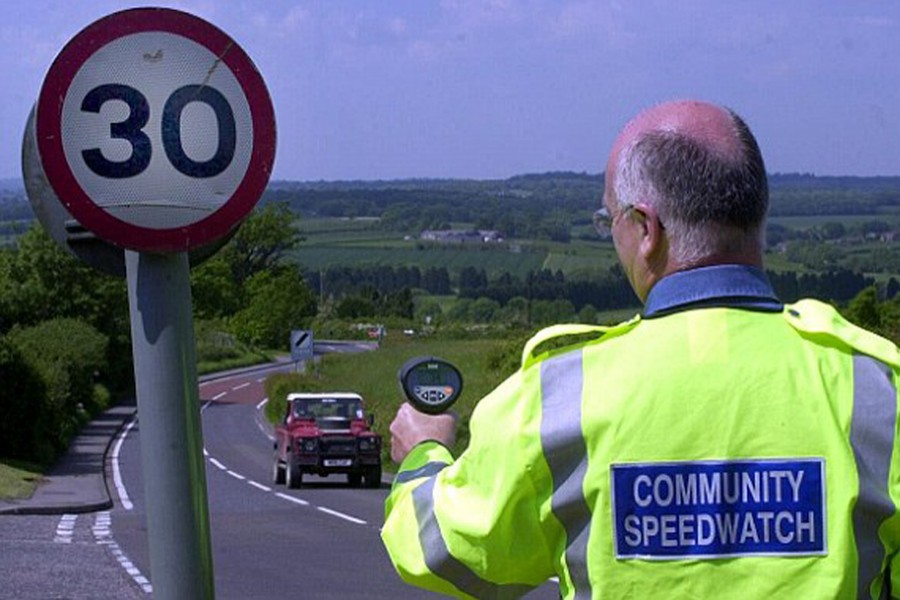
382, 273, 900, 599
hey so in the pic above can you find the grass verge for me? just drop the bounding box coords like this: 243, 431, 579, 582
0, 460, 43, 500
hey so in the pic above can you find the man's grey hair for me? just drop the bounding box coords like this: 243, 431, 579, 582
613, 110, 768, 265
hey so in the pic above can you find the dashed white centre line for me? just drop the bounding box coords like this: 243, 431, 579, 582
248, 480, 271, 492
213, 391, 228, 400
317, 506, 368, 525
209, 458, 227, 470
275, 492, 309, 506
226, 470, 246, 481
233, 382, 251, 391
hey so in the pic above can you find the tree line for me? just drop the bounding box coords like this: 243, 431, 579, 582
303, 262, 897, 327
262, 172, 900, 238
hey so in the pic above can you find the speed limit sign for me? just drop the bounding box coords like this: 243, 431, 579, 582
35, 8, 275, 253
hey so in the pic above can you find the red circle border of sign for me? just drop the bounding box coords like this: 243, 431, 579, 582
36, 8, 276, 253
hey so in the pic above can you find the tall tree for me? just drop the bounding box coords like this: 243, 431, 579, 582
192, 202, 301, 318
230, 266, 317, 348
222, 202, 301, 286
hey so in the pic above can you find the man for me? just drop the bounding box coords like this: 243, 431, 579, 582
381, 100, 900, 599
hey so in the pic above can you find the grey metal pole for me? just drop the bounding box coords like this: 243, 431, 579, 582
125, 250, 215, 600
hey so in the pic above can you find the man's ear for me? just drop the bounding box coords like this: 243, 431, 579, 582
633, 203, 665, 261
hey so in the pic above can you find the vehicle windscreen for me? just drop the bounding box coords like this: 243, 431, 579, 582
291, 398, 363, 428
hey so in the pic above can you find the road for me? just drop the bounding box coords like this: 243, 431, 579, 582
0, 349, 560, 599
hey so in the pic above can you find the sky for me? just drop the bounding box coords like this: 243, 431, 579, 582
2, 0, 900, 181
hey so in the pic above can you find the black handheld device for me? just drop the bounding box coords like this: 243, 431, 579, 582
398, 356, 463, 415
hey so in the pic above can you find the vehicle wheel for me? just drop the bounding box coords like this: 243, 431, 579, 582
347, 473, 362, 487
286, 461, 302, 489
272, 456, 285, 485
364, 465, 382, 488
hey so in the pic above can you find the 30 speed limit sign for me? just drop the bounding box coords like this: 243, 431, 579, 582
36, 8, 275, 253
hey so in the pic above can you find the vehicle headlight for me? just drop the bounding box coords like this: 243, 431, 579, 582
359, 437, 380, 451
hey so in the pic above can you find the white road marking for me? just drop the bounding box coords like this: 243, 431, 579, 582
111, 417, 138, 511
54, 514, 78, 544
317, 506, 367, 525
275, 492, 309, 506
209, 457, 227, 470
226, 470, 246, 481
255, 398, 275, 441
213, 391, 228, 400
233, 382, 251, 391
248, 480, 271, 492
93, 511, 152, 594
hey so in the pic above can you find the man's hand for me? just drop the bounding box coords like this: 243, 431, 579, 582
389, 402, 457, 463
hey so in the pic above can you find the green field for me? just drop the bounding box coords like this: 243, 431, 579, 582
291, 217, 625, 280
291, 241, 549, 279
768, 213, 900, 229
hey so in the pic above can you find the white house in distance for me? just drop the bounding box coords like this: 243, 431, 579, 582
419, 229, 504, 244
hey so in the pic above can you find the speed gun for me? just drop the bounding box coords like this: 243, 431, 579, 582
398, 356, 463, 415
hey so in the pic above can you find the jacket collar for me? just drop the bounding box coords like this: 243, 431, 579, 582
643, 264, 783, 318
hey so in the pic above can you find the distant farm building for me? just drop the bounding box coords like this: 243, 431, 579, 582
420, 229, 504, 244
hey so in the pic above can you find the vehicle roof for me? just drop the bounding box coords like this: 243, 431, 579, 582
286, 392, 364, 401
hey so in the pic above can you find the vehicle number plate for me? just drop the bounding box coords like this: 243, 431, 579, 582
324, 459, 352, 467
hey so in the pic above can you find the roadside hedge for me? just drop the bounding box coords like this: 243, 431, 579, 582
0, 336, 50, 463
4, 318, 109, 462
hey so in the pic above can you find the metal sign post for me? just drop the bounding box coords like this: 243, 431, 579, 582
125, 250, 213, 598
29, 8, 276, 599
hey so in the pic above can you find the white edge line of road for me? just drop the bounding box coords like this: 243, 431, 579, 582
112, 417, 138, 511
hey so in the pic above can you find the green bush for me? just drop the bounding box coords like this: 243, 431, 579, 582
195, 320, 244, 363
7, 319, 108, 455
0, 336, 53, 463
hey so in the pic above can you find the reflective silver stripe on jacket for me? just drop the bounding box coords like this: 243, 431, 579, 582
412, 476, 537, 599
395, 461, 449, 484
540, 349, 592, 599
851, 354, 898, 599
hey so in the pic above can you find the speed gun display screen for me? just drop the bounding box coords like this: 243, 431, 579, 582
399, 357, 463, 415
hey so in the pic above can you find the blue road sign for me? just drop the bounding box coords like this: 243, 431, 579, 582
290, 330, 314, 362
